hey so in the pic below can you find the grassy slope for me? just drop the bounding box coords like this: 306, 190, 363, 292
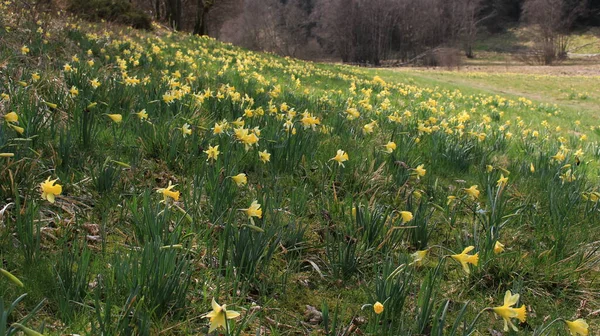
371, 68, 600, 140
0, 6, 599, 336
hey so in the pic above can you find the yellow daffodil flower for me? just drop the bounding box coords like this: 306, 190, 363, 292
451, 246, 479, 274
565, 319, 588, 336
90, 78, 101, 89
497, 174, 508, 187
9, 124, 24, 135
205, 145, 219, 162
213, 122, 225, 135
107, 114, 122, 123
259, 150, 271, 163
243, 200, 262, 218
373, 302, 384, 314
157, 181, 180, 202
135, 110, 148, 120
410, 249, 428, 266
384, 141, 396, 153
330, 149, 349, 167
44, 102, 57, 109
300, 112, 320, 130
463, 185, 480, 199
399, 211, 413, 223
4, 112, 18, 123
494, 241, 505, 254
231, 173, 247, 187
530, 163, 535, 173
21, 45, 30, 55
492, 290, 526, 332
204, 298, 241, 333
182, 123, 192, 137
363, 120, 377, 134
40, 177, 63, 203
413, 164, 426, 177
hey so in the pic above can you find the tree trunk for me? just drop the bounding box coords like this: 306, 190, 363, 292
166, 0, 179, 30
193, 0, 210, 35
176, 0, 182, 30
155, 0, 161, 21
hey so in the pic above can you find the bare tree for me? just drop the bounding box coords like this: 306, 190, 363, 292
522, 0, 584, 64
314, 0, 402, 65
453, 0, 486, 58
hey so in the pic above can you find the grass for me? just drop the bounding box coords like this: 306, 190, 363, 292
474, 26, 600, 55
0, 3, 599, 336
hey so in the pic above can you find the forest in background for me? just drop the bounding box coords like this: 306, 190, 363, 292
109, 0, 600, 65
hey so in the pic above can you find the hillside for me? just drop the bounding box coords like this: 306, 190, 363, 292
0, 4, 598, 336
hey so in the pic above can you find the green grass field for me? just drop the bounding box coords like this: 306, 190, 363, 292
0, 5, 598, 336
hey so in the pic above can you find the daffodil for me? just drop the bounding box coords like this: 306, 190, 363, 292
494, 241, 505, 254
205, 145, 220, 162
40, 177, 62, 203
301, 112, 320, 130
157, 181, 180, 202
259, 150, 271, 163
330, 149, 349, 167
182, 123, 192, 137
69, 86, 79, 97
410, 249, 428, 266
4, 112, 18, 123
492, 290, 526, 332
450, 246, 479, 274
21, 45, 29, 55
373, 301, 384, 314
107, 114, 122, 123
231, 173, 247, 186
44, 102, 57, 109
399, 211, 413, 223
497, 174, 508, 187
212, 122, 225, 135
463, 185, 480, 199
243, 200, 262, 218
363, 120, 377, 134
413, 164, 426, 177
565, 319, 588, 336
9, 124, 24, 134
135, 109, 148, 120
90, 78, 101, 89
384, 141, 396, 153
204, 298, 241, 333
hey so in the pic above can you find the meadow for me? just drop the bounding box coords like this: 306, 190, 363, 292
0, 4, 599, 335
